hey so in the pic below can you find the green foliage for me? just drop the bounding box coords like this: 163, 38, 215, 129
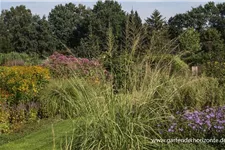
144, 10, 171, 53
29, 15, 57, 56
78, 5, 143, 58
127, 10, 142, 30
200, 28, 225, 83
0, 6, 57, 56
90, 0, 126, 52
201, 28, 225, 62
75, 24, 101, 58
40, 75, 162, 149
102, 25, 142, 91
168, 2, 225, 43
0, 119, 218, 150
168, 14, 188, 38
179, 28, 201, 65
48, 3, 91, 49
205, 2, 225, 40
147, 29, 172, 54
123, 10, 144, 54
145, 9, 166, 31
169, 2, 225, 69
0, 103, 10, 133
0, 37, 14, 53
179, 28, 201, 53
0, 6, 33, 53
168, 2, 210, 35
0, 15, 13, 53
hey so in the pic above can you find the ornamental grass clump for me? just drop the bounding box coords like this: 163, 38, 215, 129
39, 56, 225, 149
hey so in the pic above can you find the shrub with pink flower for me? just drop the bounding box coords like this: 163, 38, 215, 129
43, 52, 111, 82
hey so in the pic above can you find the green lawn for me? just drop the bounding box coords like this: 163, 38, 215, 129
0, 119, 74, 150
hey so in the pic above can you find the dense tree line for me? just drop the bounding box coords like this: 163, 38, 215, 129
0, 0, 225, 70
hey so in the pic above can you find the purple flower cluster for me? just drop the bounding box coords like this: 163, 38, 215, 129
165, 106, 225, 134
43, 52, 111, 79
183, 106, 225, 132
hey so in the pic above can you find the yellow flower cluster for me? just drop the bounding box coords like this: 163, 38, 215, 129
0, 66, 50, 101
0, 108, 10, 133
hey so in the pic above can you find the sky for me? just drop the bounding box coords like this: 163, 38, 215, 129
0, 0, 224, 21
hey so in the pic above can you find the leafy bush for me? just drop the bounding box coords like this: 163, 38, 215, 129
0, 66, 50, 104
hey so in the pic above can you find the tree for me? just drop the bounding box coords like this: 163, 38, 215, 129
122, 10, 143, 53
201, 28, 225, 81
0, 15, 14, 53
128, 10, 142, 29
201, 28, 225, 63
48, 3, 91, 49
179, 28, 201, 65
168, 1, 225, 66
75, 23, 101, 58
210, 2, 225, 40
145, 9, 166, 32
168, 14, 189, 38
168, 2, 225, 40
91, 0, 126, 52
1, 5, 33, 53
31, 16, 58, 56
135, 11, 142, 27
144, 10, 170, 54
187, 6, 208, 31
0, 5, 57, 56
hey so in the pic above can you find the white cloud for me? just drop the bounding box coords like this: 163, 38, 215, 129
1, 0, 225, 2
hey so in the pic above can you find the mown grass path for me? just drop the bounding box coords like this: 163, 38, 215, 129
0, 120, 74, 150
